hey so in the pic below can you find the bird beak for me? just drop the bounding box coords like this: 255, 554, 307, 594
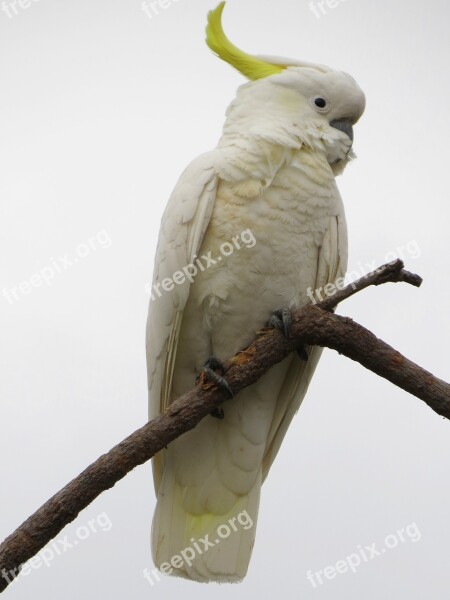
329, 118, 354, 143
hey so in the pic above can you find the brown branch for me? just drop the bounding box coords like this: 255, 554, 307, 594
0, 259, 447, 592
317, 258, 423, 311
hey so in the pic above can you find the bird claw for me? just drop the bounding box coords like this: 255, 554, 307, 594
204, 355, 227, 375
297, 346, 309, 362
268, 307, 292, 339
269, 308, 308, 361
196, 356, 233, 419
210, 407, 225, 419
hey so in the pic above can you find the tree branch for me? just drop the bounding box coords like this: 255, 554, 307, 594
0, 259, 448, 592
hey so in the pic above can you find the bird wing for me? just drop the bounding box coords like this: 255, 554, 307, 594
146, 152, 219, 491
262, 206, 348, 479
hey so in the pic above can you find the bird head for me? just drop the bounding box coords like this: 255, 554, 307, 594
206, 2, 365, 174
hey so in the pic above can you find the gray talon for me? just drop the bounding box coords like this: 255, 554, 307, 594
210, 407, 225, 419
202, 368, 234, 398
203, 355, 226, 374
297, 346, 309, 362
196, 356, 233, 418
268, 307, 292, 339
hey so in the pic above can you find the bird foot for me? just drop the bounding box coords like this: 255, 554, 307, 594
268, 307, 293, 339
268, 307, 309, 361
196, 356, 233, 419
297, 346, 309, 362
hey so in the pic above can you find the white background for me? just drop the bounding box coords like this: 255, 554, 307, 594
1, 0, 449, 598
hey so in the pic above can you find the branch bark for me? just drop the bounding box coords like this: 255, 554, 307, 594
0, 259, 448, 592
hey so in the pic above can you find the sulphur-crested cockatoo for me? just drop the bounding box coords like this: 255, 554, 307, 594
146, 1, 365, 583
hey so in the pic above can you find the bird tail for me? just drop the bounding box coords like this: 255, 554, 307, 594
151, 461, 260, 583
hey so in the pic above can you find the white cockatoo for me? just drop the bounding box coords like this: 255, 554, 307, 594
146, 2, 365, 583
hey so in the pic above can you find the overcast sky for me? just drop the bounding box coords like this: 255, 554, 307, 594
1, 0, 449, 598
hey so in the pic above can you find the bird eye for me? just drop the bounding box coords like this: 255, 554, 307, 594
310, 96, 330, 113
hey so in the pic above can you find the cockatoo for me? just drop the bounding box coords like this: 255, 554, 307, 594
146, 1, 365, 583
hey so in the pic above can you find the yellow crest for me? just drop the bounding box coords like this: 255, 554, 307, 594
205, 2, 287, 80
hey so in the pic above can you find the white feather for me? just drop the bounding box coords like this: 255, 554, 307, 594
146, 63, 362, 583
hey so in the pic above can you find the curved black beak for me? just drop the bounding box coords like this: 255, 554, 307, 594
330, 119, 354, 143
